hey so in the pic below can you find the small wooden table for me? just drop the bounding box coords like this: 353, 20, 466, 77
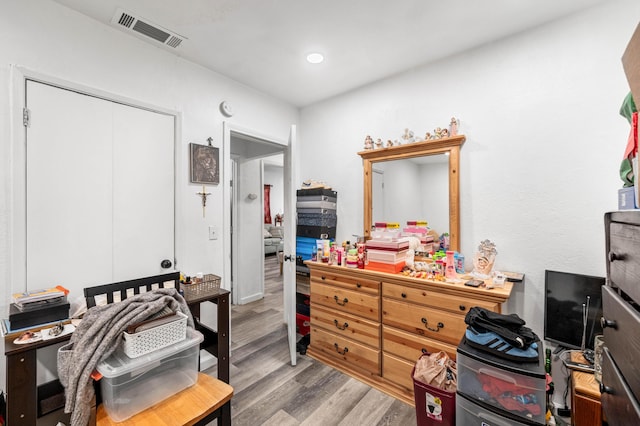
181, 285, 230, 384
96, 373, 233, 426
571, 352, 602, 426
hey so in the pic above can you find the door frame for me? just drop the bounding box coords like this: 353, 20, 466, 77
222, 122, 287, 305
9, 65, 182, 294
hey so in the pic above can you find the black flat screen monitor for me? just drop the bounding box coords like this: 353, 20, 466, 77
544, 269, 605, 351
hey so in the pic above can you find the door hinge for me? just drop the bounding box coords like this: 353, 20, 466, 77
23, 108, 30, 127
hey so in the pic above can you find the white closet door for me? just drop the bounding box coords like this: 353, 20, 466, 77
26, 81, 175, 297
112, 103, 175, 280
26, 81, 114, 291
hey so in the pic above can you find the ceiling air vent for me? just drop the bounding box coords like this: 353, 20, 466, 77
111, 8, 185, 49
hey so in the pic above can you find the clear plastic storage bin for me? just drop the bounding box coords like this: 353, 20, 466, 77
456, 391, 541, 426
456, 338, 546, 425
96, 328, 203, 422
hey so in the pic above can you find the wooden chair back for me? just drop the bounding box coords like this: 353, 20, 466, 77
84, 272, 180, 308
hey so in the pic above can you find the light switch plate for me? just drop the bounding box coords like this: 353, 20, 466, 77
209, 226, 218, 240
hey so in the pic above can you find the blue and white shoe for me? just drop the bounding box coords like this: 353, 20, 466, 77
465, 327, 539, 362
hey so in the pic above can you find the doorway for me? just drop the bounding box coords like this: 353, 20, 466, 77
228, 130, 286, 306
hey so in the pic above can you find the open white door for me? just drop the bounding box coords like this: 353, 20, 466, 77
283, 125, 297, 366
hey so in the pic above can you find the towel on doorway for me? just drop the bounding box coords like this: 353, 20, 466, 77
57, 287, 194, 426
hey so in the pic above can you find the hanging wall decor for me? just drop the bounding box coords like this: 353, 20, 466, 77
190, 143, 219, 185
264, 184, 272, 224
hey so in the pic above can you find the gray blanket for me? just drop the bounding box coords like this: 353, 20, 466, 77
57, 287, 194, 426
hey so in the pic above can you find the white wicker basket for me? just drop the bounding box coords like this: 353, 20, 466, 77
123, 311, 188, 358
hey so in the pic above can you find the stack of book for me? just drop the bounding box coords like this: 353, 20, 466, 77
7, 286, 70, 332
365, 237, 410, 273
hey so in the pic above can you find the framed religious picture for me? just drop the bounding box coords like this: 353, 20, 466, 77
190, 143, 219, 185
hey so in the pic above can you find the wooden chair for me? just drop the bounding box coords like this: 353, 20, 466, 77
96, 372, 233, 426
83, 273, 233, 426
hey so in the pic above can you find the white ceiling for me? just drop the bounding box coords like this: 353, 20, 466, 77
52, 0, 606, 107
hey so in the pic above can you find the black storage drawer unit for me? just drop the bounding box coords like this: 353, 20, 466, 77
602, 211, 640, 424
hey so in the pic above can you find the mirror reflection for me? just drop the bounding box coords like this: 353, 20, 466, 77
372, 154, 449, 236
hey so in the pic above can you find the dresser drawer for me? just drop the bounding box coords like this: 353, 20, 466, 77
382, 298, 467, 346
602, 285, 640, 400
311, 281, 379, 321
383, 325, 457, 362
382, 352, 414, 393
311, 270, 380, 295
382, 282, 499, 313
311, 304, 380, 348
601, 347, 640, 425
310, 325, 380, 375
608, 220, 640, 302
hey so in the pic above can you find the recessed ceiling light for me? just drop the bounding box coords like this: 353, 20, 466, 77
306, 53, 324, 64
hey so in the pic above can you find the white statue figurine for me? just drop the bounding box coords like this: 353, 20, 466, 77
401, 128, 415, 144
449, 117, 459, 136
364, 135, 374, 150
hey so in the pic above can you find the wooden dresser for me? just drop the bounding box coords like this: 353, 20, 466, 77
600, 211, 640, 424
305, 261, 513, 405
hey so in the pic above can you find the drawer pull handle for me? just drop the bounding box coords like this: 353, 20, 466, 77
356, 283, 362, 288
608, 251, 623, 262
421, 318, 444, 332
334, 295, 349, 306
599, 383, 613, 394
321, 275, 326, 280
401, 293, 407, 298
334, 320, 349, 330
459, 305, 466, 311
334, 343, 349, 355
600, 316, 617, 329
421, 348, 428, 354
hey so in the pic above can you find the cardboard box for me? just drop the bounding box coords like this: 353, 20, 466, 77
623, 23, 640, 107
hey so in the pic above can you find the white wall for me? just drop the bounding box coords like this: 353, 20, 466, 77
0, 0, 298, 390
299, 0, 639, 406
236, 158, 264, 304
420, 162, 449, 234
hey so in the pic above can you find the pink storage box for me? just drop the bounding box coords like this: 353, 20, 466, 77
367, 249, 408, 263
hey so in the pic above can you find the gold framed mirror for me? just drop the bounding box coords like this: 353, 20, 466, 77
358, 135, 465, 251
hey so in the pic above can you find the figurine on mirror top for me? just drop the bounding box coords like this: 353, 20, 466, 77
363, 135, 374, 150
432, 127, 446, 139
449, 117, 459, 136
386, 139, 394, 147
401, 128, 416, 144
375, 138, 384, 149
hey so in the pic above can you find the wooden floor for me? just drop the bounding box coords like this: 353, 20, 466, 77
203, 254, 417, 425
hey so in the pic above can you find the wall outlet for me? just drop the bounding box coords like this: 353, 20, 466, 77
209, 226, 218, 240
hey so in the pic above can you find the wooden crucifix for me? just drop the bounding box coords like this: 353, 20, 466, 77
196, 185, 211, 217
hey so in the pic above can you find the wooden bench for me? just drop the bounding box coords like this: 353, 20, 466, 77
96, 372, 233, 425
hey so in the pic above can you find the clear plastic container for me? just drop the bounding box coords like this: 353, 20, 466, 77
96, 328, 203, 422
